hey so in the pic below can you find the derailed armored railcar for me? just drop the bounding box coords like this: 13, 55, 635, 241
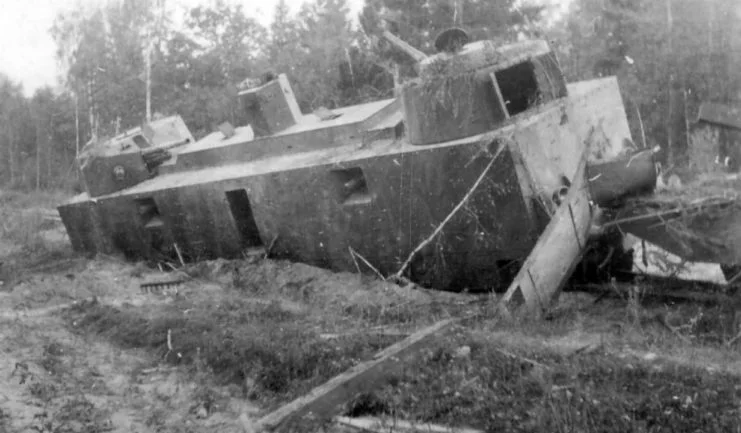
58, 32, 654, 292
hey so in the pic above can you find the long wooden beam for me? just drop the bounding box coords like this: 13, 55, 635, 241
253, 318, 460, 432
335, 416, 484, 433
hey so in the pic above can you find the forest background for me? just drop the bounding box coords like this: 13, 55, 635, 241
0, 0, 738, 191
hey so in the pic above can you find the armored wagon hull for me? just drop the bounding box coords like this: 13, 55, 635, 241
58, 35, 652, 292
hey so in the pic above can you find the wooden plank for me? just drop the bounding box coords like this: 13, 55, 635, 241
0, 295, 169, 322
254, 318, 460, 432
499, 147, 593, 317
335, 416, 484, 433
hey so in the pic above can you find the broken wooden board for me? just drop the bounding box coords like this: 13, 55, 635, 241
334, 416, 484, 433
253, 318, 460, 432
499, 147, 594, 317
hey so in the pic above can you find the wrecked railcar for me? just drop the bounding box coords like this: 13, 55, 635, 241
57, 31, 655, 293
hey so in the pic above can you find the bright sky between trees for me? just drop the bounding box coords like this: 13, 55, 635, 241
0, 0, 567, 96
0, 0, 364, 96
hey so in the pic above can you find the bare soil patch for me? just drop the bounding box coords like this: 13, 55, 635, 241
0, 313, 259, 433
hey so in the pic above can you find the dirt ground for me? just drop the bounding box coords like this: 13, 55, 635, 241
2, 198, 741, 432
0, 255, 263, 432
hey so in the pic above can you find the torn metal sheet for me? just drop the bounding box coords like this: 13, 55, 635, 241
499, 148, 594, 317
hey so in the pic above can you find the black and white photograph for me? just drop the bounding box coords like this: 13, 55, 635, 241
1, 0, 741, 431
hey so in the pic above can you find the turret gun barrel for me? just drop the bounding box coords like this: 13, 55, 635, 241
382, 30, 427, 63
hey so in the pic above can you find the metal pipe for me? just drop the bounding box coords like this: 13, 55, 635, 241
382, 31, 428, 63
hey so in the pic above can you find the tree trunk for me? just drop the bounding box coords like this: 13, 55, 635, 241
88, 76, 96, 141
393, 63, 401, 97
707, 1, 713, 97
47, 126, 52, 187
36, 121, 41, 191
635, 100, 647, 148
708, 0, 714, 54
667, 80, 687, 167
145, 41, 152, 123
664, 0, 675, 165
7, 125, 14, 186
75, 93, 80, 158
452, 0, 462, 26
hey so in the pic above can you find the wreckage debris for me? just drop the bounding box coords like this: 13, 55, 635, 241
56, 26, 674, 315
613, 173, 741, 271
253, 318, 461, 432
139, 279, 183, 295
334, 416, 484, 433
499, 148, 592, 317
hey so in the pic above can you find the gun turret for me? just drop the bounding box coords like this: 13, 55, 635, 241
382, 28, 568, 146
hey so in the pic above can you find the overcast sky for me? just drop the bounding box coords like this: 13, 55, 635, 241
0, 0, 567, 97
0, 0, 364, 96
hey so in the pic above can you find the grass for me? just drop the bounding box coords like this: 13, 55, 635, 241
63, 293, 405, 409
0, 189, 76, 286
16, 182, 741, 430
348, 332, 741, 432
28, 395, 111, 433
58, 260, 741, 432
0, 408, 8, 433
0, 207, 55, 254
0, 189, 69, 209
3, 207, 727, 433
186, 258, 470, 332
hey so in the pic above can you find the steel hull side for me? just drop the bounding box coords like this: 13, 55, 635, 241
58, 137, 542, 291
57, 96, 609, 291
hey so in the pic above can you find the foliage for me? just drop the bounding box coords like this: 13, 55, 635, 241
358, 0, 545, 82
347, 333, 741, 432
64, 294, 400, 406
1, 0, 740, 191
550, 0, 741, 160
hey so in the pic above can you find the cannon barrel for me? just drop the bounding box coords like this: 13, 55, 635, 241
587, 148, 658, 207
381, 30, 428, 62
